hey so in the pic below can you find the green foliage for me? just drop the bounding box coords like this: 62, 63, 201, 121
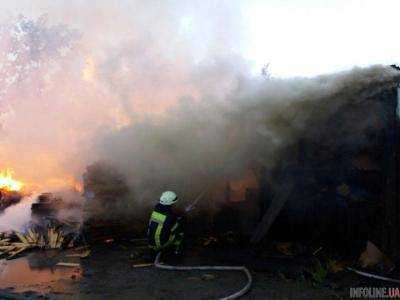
310, 259, 328, 286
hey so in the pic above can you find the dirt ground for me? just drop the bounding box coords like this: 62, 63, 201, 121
0, 242, 396, 300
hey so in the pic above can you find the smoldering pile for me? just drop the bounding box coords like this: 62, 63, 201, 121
82, 162, 145, 242
0, 191, 85, 258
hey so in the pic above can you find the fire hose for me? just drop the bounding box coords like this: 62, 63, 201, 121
183, 186, 210, 214
347, 267, 400, 284
154, 252, 252, 300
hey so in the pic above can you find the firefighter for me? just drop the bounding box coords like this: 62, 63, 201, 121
147, 191, 184, 255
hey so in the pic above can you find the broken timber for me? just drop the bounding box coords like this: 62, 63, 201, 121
251, 175, 294, 244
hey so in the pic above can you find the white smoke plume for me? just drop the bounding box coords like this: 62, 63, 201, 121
0, 1, 248, 192
0, 195, 37, 232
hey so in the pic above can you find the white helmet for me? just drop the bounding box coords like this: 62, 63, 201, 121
159, 191, 178, 205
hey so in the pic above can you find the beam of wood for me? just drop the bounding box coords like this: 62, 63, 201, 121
15, 232, 28, 244
56, 262, 80, 267
7, 246, 29, 259
0, 239, 10, 245
66, 250, 91, 258
0, 246, 16, 251
251, 179, 294, 244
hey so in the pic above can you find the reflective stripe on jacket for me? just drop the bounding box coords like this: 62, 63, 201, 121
147, 203, 179, 249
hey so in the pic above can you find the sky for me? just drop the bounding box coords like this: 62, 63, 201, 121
243, 0, 400, 77
1, 0, 399, 78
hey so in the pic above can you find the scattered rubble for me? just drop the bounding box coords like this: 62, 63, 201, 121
0, 218, 82, 260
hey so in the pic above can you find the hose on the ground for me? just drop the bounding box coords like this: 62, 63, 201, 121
347, 267, 400, 284
154, 252, 252, 300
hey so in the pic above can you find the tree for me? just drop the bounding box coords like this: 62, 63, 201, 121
0, 15, 80, 109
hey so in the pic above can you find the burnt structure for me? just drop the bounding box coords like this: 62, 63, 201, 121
254, 66, 400, 258
216, 66, 400, 259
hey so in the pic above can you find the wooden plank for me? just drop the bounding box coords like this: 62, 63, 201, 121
0, 246, 16, 251
26, 229, 38, 244
0, 239, 10, 245
66, 250, 91, 258
7, 246, 29, 259
15, 232, 28, 244
56, 262, 80, 267
251, 177, 294, 244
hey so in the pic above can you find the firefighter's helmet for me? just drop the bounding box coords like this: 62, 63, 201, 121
159, 191, 178, 205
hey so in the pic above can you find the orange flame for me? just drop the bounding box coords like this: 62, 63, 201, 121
0, 169, 23, 192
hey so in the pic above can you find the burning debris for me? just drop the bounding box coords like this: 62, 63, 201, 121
0, 187, 84, 259
0, 169, 24, 212
0, 169, 23, 192
0, 1, 398, 298
1, 67, 398, 263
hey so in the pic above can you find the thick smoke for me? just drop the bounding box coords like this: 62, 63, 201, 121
0, 195, 37, 232
0, 2, 398, 223
94, 65, 399, 216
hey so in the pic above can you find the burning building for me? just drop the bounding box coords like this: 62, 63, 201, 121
81, 64, 400, 261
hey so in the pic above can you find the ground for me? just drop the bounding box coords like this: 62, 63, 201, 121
0, 241, 396, 300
